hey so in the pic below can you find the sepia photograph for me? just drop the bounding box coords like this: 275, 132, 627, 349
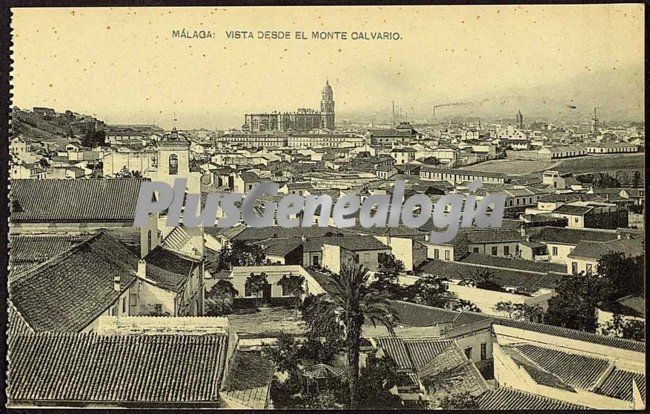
4, 4, 646, 410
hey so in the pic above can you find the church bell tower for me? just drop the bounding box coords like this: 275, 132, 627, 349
320, 80, 335, 130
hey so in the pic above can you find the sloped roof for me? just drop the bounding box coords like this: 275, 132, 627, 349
8, 234, 90, 276
417, 259, 563, 293
567, 238, 644, 260
9, 232, 139, 332
10, 178, 144, 222
8, 332, 227, 405
503, 343, 611, 390
493, 318, 645, 353
597, 368, 646, 403
221, 350, 274, 409
552, 204, 593, 216
459, 253, 567, 274
479, 387, 587, 410
528, 226, 619, 245
389, 300, 489, 328
322, 235, 390, 251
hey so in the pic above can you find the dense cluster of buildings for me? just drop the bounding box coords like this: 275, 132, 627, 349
7, 100, 646, 409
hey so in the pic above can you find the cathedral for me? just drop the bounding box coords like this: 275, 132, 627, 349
243, 81, 335, 132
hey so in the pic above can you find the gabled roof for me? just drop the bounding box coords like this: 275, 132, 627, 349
8, 332, 228, 405
10, 178, 144, 222
9, 232, 139, 332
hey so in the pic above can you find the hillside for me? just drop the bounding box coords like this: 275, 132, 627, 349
11, 108, 107, 146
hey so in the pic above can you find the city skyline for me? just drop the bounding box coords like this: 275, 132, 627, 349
11, 5, 644, 129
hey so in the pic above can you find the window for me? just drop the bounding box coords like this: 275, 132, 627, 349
572, 262, 578, 274
109, 306, 116, 316
444, 250, 450, 261
169, 154, 178, 175
353, 254, 360, 263
464, 347, 472, 360
147, 230, 152, 253
121, 297, 127, 314
473, 247, 480, 253
313, 255, 319, 266
434, 249, 439, 259
130, 293, 138, 306
504, 246, 510, 256
491, 246, 498, 256
552, 246, 558, 256
480, 343, 487, 361
586, 263, 593, 275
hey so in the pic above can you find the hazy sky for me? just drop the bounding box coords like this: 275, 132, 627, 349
12, 5, 644, 129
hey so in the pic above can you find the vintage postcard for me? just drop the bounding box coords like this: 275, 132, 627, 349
5, 4, 646, 410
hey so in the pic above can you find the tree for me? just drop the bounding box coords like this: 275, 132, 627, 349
304, 262, 396, 408
405, 275, 454, 308
422, 156, 439, 165
217, 240, 266, 270
369, 253, 405, 298
245, 272, 268, 308
81, 129, 106, 148
452, 299, 481, 313
597, 252, 644, 302
205, 279, 239, 316
460, 268, 504, 292
546, 272, 605, 332
277, 273, 306, 315
356, 353, 408, 409
600, 314, 645, 342
494, 301, 544, 322
437, 391, 481, 409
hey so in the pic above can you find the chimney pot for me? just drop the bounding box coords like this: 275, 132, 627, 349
113, 276, 121, 292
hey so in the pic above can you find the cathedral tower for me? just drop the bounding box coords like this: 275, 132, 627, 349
320, 80, 335, 130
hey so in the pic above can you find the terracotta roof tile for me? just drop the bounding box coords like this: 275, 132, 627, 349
8, 332, 227, 405
9, 232, 139, 332
10, 178, 144, 222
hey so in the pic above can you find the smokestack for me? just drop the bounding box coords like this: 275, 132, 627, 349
113, 276, 121, 292
138, 259, 146, 278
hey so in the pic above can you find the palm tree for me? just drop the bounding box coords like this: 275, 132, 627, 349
305, 261, 396, 408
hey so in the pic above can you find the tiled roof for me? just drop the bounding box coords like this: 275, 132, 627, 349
460, 252, 567, 274
257, 238, 303, 257
568, 238, 644, 260
504, 343, 610, 390
143, 246, 200, 292
464, 229, 523, 244
10, 178, 144, 222
528, 226, 619, 245
231, 226, 345, 242
8, 332, 227, 405
417, 259, 563, 293
221, 350, 274, 409
8, 234, 89, 277
375, 337, 488, 397
597, 368, 646, 403
389, 300, 489, 328
599, 295, 645, 318
493, 318, 645, 353
552, 204, 593, 215
322, 235, 390, 251
9, 232, 139, 332
478, 387, 587, 410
